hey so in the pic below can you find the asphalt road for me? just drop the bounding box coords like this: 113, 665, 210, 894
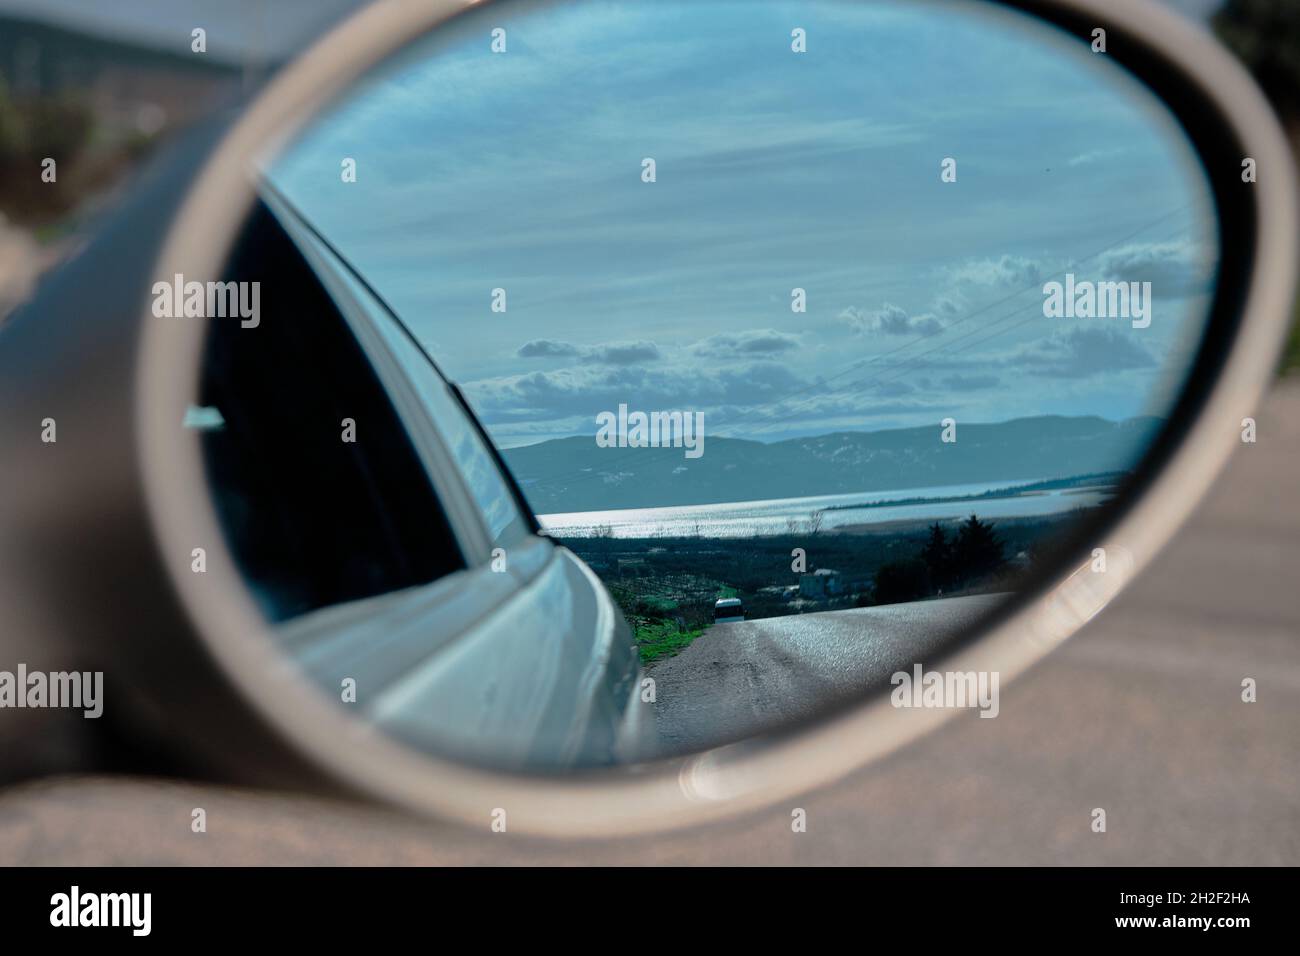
1, 381, 1297, 865
650, 595, 1005, 756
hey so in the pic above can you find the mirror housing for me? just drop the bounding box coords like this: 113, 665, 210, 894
1, 0, 1295, 834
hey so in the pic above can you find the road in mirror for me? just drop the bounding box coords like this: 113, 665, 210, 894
201, 0, 1219, 770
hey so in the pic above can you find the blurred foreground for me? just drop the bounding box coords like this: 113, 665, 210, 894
1, 379, 1295, 864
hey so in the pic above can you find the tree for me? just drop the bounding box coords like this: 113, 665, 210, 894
920, 522, 951, 593
951, 514, 1005, 585
873, 558, 930, 606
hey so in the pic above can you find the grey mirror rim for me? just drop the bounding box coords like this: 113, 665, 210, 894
136, 0, 1299, 836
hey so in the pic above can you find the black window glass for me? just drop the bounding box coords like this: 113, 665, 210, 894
197, 201, 464, 622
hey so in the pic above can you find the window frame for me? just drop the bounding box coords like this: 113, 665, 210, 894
260, 183, 501, 566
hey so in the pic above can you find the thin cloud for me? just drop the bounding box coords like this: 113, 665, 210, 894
1067, 147, 1127, 167
693, 329, 802, 357
517, 338, 662, 364
1013, 328, 1155, 379
943, 374, 1000, 390
518, 339, 581, 359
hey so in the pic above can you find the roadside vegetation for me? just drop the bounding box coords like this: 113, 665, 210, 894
873, 515, 1008, 605
0, 81, 154, 231
560, 511, 1086, 666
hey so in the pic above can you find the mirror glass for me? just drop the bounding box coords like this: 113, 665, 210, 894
198, 0, 1219, 769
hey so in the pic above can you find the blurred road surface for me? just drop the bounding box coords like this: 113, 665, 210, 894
650, 595, 1004, 756
0, 381, 1297, 865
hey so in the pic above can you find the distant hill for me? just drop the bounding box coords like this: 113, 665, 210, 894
502, 415, 1164, 514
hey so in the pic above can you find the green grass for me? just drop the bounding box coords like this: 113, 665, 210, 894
638, 594, 679, 615
634, 620, 707, 666
601, 575, 722, 665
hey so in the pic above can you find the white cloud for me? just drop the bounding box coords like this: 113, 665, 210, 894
1098, 240, 1214, 295
949, 255, 1043, 289
840, 303, 942, 337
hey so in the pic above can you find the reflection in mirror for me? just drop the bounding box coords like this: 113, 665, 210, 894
202, 0, 1218, 769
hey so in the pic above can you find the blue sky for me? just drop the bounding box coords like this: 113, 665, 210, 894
270, 0, 1219, 447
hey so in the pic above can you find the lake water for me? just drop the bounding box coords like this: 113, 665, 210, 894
538, 478, 1112, 539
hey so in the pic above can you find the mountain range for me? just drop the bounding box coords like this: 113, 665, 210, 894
502, 415, 1163, 514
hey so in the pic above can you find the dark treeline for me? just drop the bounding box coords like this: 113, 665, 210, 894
872, 515, 1006, 605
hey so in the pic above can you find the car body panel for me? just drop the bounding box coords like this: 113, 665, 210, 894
248, 188, 648, 768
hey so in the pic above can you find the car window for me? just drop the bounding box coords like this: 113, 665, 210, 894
197, 200, 465, 622
257, 184, 534, 557
319, 255, 533, 553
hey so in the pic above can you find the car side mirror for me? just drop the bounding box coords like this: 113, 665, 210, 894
2, 0, 1294, 836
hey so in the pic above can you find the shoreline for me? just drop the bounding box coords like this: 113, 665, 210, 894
546, 502, 1108, 542
540, 473, 1124, 541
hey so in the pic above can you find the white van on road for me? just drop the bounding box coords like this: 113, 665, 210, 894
714, 597, 745, 625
